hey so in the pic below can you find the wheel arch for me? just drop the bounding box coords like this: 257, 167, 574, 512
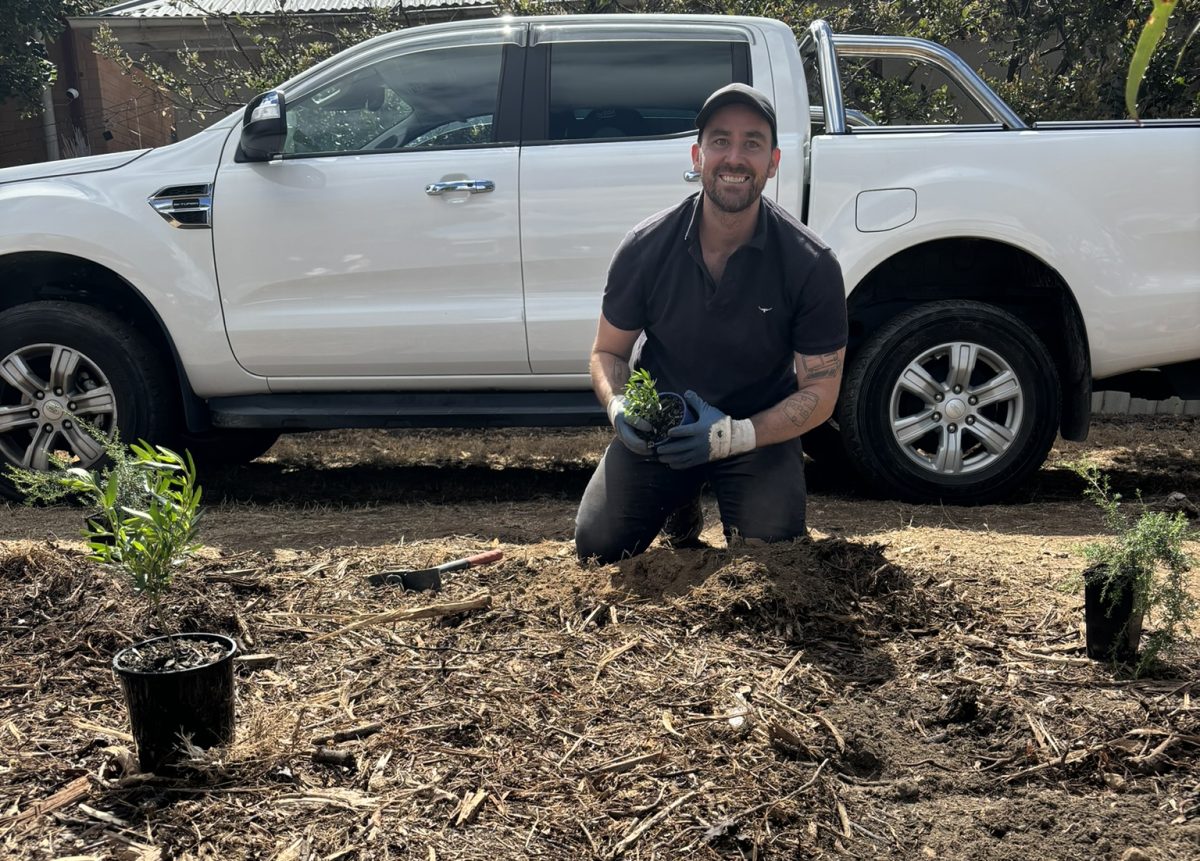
0, 251, 210, 433
844, 236, 1091, 441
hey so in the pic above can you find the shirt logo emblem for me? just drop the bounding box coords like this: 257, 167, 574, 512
758, 306, 773, 314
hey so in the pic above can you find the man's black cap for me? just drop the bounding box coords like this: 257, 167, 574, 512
695, 83, 778, 143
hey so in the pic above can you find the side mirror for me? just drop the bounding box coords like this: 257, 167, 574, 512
235, 90, 287, 163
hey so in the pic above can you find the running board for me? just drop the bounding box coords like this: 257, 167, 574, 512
207, 391, 607, 430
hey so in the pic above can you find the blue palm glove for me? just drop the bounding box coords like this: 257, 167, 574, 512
656, 391, 756, 470
607, 395, 657, 457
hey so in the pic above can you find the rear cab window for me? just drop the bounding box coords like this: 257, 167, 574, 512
524, 24, 754, 143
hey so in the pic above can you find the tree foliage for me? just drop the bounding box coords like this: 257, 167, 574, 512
502, 0, 1200, 121
93, 2, 433, 124
94, 0, 1199, 124
0, 0, 99, 114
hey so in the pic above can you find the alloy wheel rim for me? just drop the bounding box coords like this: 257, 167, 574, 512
888, 341, 1023, 476
0, 343, 118, 471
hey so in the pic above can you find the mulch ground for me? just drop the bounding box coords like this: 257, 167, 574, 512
1, 416, 1198, 860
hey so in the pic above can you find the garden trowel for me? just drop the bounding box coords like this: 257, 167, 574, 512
366, 549, 503, 592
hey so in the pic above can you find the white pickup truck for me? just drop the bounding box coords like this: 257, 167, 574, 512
1, 14, 1198, 504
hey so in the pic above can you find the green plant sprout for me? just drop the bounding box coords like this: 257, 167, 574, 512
7, 431, 204, 645
1072, 460, 1196, 670
623, 368, 664, 425
623, 368, 685, 443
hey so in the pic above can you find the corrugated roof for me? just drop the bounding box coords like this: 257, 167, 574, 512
92, 0, 493, 17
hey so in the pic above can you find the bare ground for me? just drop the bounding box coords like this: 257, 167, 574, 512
1, 416, 1198, 860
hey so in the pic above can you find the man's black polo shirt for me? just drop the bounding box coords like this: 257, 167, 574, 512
602, 192, 848, 420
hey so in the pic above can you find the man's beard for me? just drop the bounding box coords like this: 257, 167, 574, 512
702, 168, 766, 214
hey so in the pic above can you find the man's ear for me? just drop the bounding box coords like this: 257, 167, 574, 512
767, 147, 781, 179
691, 141, 701, 170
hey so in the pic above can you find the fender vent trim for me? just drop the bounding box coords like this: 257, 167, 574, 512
149, 184, 213, 229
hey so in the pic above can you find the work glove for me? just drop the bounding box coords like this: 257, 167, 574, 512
607, 395, 657, 457
656, 391, 756, 470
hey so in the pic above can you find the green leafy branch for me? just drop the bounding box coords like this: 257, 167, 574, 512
6, 431, 204, 645
623, 368, 666, 427
1126, 0, 1200, 118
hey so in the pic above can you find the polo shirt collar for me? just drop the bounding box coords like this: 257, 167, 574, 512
683, 193, 769, 252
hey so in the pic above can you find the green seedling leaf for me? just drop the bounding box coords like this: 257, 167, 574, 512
1126, 0, 1178, 119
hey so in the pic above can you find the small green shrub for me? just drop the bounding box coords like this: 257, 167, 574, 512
1073, 461, 1197, 669
623, 368, 684, 442
623, 368, 661, 422
7, 424, 154, 515
7, 436, 203, 641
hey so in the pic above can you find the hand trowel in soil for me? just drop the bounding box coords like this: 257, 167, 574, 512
366, 549, 503, 591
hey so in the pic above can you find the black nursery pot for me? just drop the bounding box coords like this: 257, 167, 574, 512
113, 633, 237, 773
642, 392, 699, 445
1084, 568, 1143, 663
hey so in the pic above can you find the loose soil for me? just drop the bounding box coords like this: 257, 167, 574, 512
1, 416, 1198, 860
114, 635, 233, 675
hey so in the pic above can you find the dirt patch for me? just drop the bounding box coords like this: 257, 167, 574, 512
0, 416, 1197, 860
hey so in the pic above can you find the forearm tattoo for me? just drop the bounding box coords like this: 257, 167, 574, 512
605, 355, 631, 391
592, 352, 631, 400
782, 390, 820, 429
798, 352, 843, 381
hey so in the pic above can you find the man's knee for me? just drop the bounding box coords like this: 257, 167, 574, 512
574, 516, 645, 565
574, 515, 613, 563
712, 441, 807, 539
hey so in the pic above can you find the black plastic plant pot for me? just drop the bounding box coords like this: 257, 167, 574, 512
112, 632, 237, 773
1084, 569, 1143, 663
643, 392, 699, 445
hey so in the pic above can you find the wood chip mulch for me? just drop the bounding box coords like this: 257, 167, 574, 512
1, 534, 1197, 860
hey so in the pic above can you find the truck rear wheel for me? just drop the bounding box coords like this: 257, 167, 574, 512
838, 301, 1060, 504
0, 301, 174, 501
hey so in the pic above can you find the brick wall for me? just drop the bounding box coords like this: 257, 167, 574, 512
0, 28, 174, 168
1093, 392, 1200, 416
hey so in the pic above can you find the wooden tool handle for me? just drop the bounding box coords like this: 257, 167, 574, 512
464, 549, 503, 567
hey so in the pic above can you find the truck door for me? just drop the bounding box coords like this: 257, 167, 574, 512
212, 28, 528, 379
518, 23, 760, 373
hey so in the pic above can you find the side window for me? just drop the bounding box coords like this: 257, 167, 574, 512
546, 41, 748, 142
284, 44, 506, 155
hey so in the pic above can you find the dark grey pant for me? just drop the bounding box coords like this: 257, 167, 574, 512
575, 437, 807, 563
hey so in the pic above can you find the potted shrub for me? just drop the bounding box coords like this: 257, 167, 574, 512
7, 440, 237, 772
1073, 461, 1196, 669
623, 368, 696, 445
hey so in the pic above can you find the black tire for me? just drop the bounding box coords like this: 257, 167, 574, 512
838, 301, 1060, 504
0, 301, 175, 501
179, 429, 281, 469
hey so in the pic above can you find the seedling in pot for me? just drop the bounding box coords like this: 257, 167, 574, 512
1071, 461, 1196, 672
623, 368, 692, 445
7, 434, 237, 772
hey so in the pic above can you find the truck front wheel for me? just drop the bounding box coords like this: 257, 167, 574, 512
838, 301, 1060, 504
0, 301, 174, 501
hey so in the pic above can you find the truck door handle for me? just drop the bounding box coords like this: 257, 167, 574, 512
425, 180, 495, 195
684, 170, 700, 183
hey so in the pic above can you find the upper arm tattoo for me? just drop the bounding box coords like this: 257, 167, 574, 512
797, 351, 843, 381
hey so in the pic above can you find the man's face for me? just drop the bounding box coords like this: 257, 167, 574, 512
692, 103, 781, 215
